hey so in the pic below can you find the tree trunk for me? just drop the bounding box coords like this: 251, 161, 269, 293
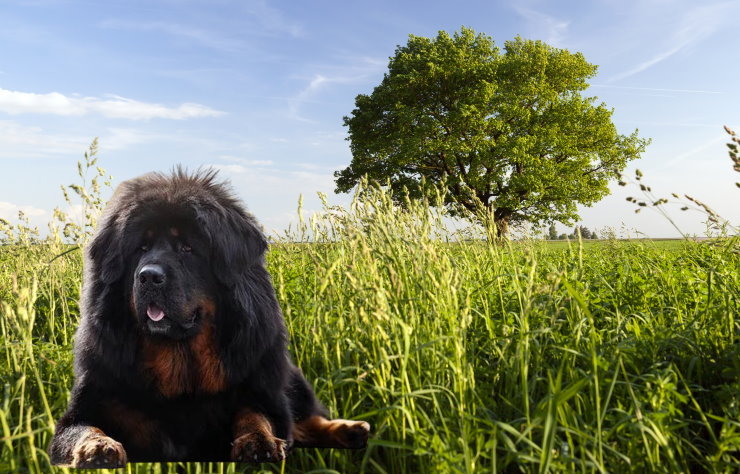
482, 207, 511, 241
493, 216, 509, 238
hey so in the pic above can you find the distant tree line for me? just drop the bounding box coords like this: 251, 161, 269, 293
547, 223, 597, 240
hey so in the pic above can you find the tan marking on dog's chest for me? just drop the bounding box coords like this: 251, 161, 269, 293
190, 319, 226, 393
141, 340, 191, 397
141, 315, 225, 397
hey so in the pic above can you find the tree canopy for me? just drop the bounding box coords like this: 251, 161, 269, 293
335, 27, 649, 236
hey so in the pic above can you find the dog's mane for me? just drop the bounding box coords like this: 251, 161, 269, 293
74, 169, 286, 394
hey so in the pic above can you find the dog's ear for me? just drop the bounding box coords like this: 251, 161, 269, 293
86, 182, 134, 285
198, 203, 268, 288
87, 209, 124, 284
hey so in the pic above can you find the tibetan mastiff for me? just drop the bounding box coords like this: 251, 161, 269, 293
49, 169, 369, 467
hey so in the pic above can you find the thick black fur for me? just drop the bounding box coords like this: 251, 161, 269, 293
49, 169, 328, 463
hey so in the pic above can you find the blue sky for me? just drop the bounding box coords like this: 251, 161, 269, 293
1, 0, 738, 238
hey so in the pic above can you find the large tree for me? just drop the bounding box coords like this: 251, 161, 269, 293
335, 28, 649, 236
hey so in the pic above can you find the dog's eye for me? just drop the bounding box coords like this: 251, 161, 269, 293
180, 243, 192, 253
140, 244, 149, 252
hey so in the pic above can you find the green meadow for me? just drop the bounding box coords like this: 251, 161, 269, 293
540, 239, 688, 252
0, 180, 738, 473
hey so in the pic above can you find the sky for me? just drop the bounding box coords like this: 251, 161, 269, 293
1, 0, 738, 238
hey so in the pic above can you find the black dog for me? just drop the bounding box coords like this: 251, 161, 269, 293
49, 169, 369, 467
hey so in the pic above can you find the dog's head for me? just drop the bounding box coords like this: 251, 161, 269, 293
86, 169, 267, 341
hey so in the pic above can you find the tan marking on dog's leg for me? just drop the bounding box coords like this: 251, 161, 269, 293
293, 415, 370, 449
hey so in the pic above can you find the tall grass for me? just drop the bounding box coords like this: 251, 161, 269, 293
0, 165, 738, 472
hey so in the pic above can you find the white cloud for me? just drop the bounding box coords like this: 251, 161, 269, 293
610, 45, 684, 82
610, 2, 735, 82
219, 155, 274, 166
243, 0, 303, 38
591, 84, 723, 95
0, 201, 47, 220
207, 159, 340, 235
221, 165, 337, 196
62, 204, 85, 223
0, 122, 180, 158
100, 0, 303, 47
100, 20, 247, 52
655, 135, 729, 169
99, 128, 163, 150
513, 6, 569, 45
283, 55, 387, 122
0, 88, 224, 120
288, 75, 330, 123
287, 72, 370, 122
211, 164, 250, 174
0, 121, 89, 158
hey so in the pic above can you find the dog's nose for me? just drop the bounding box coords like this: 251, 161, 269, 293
139, 264, 166, 286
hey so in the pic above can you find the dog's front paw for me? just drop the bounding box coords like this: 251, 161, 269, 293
71, 429, 127, 468
231, 432, 287, 463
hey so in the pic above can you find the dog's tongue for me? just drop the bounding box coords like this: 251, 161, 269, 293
147, 304, 165, 321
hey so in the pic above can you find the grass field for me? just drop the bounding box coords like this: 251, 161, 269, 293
0, 180, 738, 473
541, 239, 689, 251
